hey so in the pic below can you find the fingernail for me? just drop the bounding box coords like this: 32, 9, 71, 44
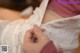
42, 29, 46, 32
34, 24, 38, 27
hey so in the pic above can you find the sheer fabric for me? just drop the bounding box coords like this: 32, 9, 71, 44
0, 0, 80, 53
0, 15, 80, 53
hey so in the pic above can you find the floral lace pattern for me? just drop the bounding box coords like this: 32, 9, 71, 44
41, 15, 80, 53
0, 15, 80, 53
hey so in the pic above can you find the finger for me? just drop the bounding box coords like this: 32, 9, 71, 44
42, 29, 46, 32
33, 25, 44, 38
25, 29, 33, 41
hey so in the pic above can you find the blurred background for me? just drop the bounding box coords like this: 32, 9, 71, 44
0, 0, 80, 53
0, 0, 41, 11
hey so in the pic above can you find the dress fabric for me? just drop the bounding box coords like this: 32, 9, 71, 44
0, 15, 80, 53
48, 0, 80, 18
41, 15, 80, 53
0, 0, 80, 53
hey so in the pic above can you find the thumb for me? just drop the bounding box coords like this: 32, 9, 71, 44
33, 25, 44, 38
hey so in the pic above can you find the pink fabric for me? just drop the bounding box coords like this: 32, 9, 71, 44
41, 0, 80, 53
48, 0, 80, 18
41, 41, 63, 53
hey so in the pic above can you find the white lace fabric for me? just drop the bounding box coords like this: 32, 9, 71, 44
41, 15, 80, 51
0, 15, 80, 53
0, 0, 80, 53
0, 0, 49, 53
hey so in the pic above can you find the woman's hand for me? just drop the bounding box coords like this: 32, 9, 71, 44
22, 25, 50, 53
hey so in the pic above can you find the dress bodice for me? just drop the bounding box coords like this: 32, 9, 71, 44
0, 0, 80, 53
0, 15, 80, 53
41, 15, 80, 51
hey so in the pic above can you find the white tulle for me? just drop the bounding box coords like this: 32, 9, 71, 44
0, 0, 80, 53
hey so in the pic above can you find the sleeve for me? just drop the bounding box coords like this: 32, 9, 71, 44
40, 41, 63, 53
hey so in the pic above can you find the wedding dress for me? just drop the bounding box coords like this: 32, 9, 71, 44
0, 0, 80, 53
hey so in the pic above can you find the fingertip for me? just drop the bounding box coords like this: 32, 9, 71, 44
33, 25, 44, 39
42, 29, 46, 32
34, 24, 46, 32
25, 29, 33, 38
34, 24, 40, 27
34, 24, 37, 26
